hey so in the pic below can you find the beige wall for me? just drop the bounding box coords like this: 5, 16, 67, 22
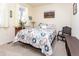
31, 3, 72, 32
72, 3, 79, 39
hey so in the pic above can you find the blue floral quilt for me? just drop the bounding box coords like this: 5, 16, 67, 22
14, 24, 56, 56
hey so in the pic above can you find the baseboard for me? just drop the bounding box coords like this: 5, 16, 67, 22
7, 41, 13, 44
0, 41, 13, 45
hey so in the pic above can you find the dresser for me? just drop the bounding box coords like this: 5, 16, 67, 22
15, 27, 22, 35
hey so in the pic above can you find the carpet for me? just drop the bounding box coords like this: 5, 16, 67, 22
0, 40, 67, 56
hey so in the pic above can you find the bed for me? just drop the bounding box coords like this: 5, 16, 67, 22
14, 23, 56, 56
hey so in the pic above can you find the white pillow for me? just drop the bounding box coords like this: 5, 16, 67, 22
38, 23, 55, 29
39, 23, 47, 29
41, 25, 47, 29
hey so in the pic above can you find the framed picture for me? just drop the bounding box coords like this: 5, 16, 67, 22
73, 3, 77, 15
44, 11, 55, 18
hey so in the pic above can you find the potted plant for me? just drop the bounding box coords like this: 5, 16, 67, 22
19, 20, 26, 29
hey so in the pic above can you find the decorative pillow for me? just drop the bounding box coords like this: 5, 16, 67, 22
38, 23, 55, 30
38, 23, 48, 29
47, 24, 54, 29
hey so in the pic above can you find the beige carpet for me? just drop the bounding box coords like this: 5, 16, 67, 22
0, 40, 67, 56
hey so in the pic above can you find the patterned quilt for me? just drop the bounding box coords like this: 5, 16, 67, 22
14, 24, 56, 56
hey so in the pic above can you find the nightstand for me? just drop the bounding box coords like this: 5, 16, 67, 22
15, 27, 22, 35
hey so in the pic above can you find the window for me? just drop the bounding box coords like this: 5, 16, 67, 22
19, 6, 28, 22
